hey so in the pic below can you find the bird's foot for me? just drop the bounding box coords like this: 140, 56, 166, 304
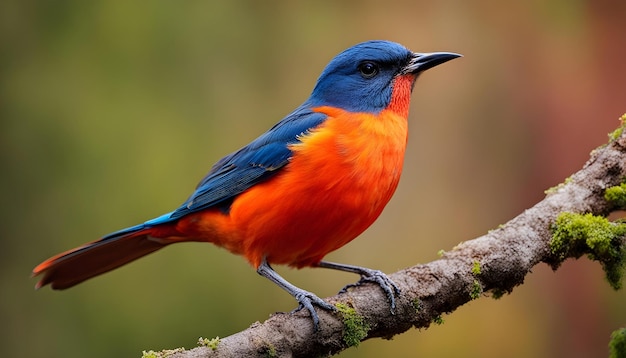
257, 259, 336, 331
289, 288, 337, 330
340, 268, 401, 313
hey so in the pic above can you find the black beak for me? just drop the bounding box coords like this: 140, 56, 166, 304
403, 52, 462, 74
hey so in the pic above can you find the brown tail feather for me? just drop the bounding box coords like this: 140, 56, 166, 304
32, 233, 170, 290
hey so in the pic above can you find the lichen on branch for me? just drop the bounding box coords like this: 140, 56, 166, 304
550, 212, 626, 289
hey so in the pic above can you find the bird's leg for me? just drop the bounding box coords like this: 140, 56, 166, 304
257, 258, 336, 330
317, 260, 400, 313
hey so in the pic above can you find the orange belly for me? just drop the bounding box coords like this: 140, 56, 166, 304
177, 106, 408, 268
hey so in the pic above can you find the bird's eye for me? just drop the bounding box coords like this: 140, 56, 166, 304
358, 61, 379, 78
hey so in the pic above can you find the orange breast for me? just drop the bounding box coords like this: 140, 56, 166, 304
179, 105, 408, 269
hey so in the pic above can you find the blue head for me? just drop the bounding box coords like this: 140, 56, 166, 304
308, 40, 460, 113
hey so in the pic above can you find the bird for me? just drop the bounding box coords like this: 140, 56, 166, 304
32, 40, 460, 329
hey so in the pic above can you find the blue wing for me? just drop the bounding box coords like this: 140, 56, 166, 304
165, 104, 326, 220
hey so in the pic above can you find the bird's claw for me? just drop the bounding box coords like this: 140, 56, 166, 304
290, 290, 336, 331
340, 269, 401, 313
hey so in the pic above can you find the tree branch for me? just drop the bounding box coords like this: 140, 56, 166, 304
162, 119, 626, 358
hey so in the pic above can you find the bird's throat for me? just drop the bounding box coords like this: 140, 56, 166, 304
387, 74, 417, 118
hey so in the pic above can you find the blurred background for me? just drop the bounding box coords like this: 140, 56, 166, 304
2, 1, 625, 357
